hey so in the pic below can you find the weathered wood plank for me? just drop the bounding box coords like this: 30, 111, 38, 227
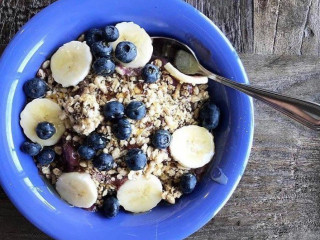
254, 0, 320, 55
253, 0, 280, 54
186, 0, 254, 53
0, 0, 56, 45
300, 0, 320, 55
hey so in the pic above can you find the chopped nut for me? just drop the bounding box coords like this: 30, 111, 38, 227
52, 168, 62, 176
112, 148, 121, 159
79, 161, 88, 167
42, 60, 50, 69
66, 135, 72, 141
37, 69, 46, 79
54, 146, 62, 155
72, 135, 80, 142
153, 59, 163, 68
41, 166, 50, 175
102, 189, 108, 197
77, 34, 85, 42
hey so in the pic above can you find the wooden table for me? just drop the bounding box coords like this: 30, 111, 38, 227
1, 1, 320, 239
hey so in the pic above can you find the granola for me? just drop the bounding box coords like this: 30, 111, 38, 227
41, 58, 209, 205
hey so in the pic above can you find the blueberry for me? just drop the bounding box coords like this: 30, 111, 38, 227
93, 58, 115, 76
78, 145, 95, 160
36, 122, 56, 140
93, 153, 114, 171
151, 130, 171, 149
199, 102, 220, 130
102, 196, 120, 218
125, 148, 147, 171
85, 28, 104, 47
141, 64, 160, 83
91, 41, 113, 58
125, 101, 146, 120
115, 41, 137, 63
23, 78, 47, 99
20, 141, 41, 156
36, 147, 55, 166
180, 173, 197, 194
103, 26, 119, 42
112, 118, 132, 140
103, 101, 124, 121
85, 132, 108, 150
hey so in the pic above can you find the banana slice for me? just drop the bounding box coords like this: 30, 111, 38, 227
20, 99, 65, 146
110, 22, 153, 68
51, 41, 92, 87
56, 172, 98, 208
169, 125, 214, 168
117, 175, 162, 213
164, 63, 208, 85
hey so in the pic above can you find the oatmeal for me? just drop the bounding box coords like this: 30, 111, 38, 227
19, 22, 220, 217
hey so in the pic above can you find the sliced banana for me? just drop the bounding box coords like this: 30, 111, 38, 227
20, 99, 65, 146
56, 172, 98, 208
169, 125, 214, 168
117, 175, 162, 213
110, 22, 153, 68
51, 41, 92, 87
164, 62, 208, 85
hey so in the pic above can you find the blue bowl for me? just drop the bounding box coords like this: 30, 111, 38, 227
0, 0, 254, 239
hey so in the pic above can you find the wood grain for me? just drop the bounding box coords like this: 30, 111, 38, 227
254, 0, 320, 55
186, 0, 254, 53
1, 1, 320, 240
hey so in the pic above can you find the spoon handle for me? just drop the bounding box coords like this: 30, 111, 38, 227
209, 74, 320, 131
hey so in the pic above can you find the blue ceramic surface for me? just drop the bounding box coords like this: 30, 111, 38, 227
0, 0, 254, 239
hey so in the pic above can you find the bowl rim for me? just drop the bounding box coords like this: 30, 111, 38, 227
0, 0, 254, 239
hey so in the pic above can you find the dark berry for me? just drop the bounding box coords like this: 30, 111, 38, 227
36, 122, 56, 140
23, 78, 47, 99
85, 132, 108, 150
93, 58, 115, 76
180, 173, 197, 194
85, 28, 104, 47
103, 101, 124, 121
125, 101, 146, 120
78, 145, 95, 160
141, 64, 160, 83
20, 141, 41, 156
62, 142, 79, 172
151, 130, 171, 149
112, 118, 132, 140
103, 26, 119, 42
115, 41, 137, 63
199, 102, 220, 130
91, 41, 113, 58
36, 147, 55, 166
102, 196, 120, 218
93, 153, 114, 171
125, 148, 147, 171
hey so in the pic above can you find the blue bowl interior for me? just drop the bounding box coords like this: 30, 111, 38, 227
0, 0, 253, 239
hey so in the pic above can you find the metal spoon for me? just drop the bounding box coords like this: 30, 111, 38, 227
152, 37, 320, 131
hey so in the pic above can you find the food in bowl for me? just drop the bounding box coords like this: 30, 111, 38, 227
19, 22, 220, 217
